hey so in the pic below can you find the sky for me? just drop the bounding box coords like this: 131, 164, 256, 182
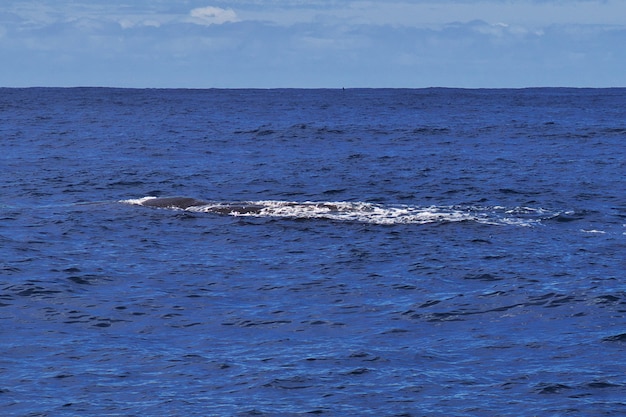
1, 0, 625, 88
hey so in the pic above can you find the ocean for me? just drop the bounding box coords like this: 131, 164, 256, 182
1, 87, 625, 416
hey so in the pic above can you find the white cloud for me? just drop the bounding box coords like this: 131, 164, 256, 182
118, 18, 163, 29
232, 0, 626, 28
188, 6, 239, 25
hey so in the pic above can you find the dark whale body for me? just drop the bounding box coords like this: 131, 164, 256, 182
141, 197, 208, 209
140, 197, 266, 214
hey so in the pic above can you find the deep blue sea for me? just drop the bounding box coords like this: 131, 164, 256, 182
1, 87, 626, 416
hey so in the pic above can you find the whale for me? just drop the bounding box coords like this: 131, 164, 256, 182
125, 196, 554, 226
139, 196, 266, 214
140, 197, 208, 209
136, 196, 344, 215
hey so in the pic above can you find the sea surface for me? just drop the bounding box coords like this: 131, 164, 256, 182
1, 87, 625, 416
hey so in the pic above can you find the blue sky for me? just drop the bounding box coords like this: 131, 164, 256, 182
1, 0, 625, 88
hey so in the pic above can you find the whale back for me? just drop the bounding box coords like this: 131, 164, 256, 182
141, 197, 207, 209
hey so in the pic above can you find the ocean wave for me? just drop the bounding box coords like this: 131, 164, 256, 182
121, 196, 552, 226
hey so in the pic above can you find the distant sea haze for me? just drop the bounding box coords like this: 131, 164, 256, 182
1, 88, 625, 416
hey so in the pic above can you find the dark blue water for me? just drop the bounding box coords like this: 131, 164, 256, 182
1, 87, 626, 416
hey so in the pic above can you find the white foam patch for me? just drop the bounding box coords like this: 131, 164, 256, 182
580, 229, 606, 234
199, 200, 540, 226
119, 196, 157, 205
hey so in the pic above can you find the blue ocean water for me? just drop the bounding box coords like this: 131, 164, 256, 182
1, 87, 625, 416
